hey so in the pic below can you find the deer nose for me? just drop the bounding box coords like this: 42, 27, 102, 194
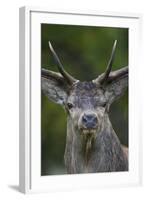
82, 113, 98, 129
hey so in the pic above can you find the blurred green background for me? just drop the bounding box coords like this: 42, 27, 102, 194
41, 24, 128, 175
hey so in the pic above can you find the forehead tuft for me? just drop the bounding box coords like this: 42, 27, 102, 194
77, 81, 95, 90
72, 81, 102, 97
68, 81, 106, 108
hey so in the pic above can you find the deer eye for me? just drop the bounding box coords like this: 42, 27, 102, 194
67, 103, 74, 110
102, 103, 106, 107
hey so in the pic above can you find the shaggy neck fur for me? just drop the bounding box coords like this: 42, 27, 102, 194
64, 115, 128, 174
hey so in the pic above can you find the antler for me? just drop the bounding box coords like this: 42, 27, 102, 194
94, 40, 117, 85
49, 41, 77, 85
107, 66, 128, 82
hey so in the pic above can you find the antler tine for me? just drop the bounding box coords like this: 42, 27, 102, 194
107, 66, 128, 82
98, 40, 117, 85
48, 41, 77, 85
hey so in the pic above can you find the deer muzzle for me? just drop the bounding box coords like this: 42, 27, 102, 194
78, 112, 98, 134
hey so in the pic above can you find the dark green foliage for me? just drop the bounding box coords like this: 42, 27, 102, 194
41, 24, 128, 175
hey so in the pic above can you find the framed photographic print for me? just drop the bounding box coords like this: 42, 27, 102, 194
19, 7, 142, 193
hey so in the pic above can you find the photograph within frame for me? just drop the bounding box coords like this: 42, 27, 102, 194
41, 24, 128, 176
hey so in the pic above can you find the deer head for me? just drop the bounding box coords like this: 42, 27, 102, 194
42, 41, 128, 138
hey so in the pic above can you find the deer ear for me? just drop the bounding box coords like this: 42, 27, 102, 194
41, 69, 69, 105
104, 72, 128, 105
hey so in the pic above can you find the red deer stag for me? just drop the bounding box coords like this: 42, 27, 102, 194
42, 40, 128, 173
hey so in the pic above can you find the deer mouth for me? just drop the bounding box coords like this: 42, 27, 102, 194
80, 128, 97, 135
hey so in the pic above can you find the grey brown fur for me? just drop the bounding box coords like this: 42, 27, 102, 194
41, 41, 128, 174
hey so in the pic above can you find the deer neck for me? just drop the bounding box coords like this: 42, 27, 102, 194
64, 115, 127, 174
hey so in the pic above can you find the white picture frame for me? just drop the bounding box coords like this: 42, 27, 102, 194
19, 6, 142, 194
